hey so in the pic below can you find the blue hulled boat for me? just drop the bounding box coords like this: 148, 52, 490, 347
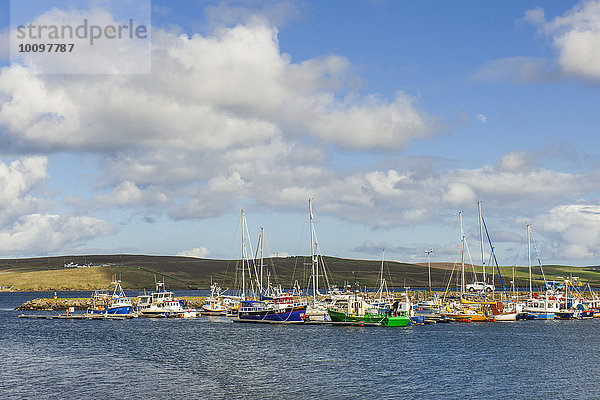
238, 292, 306, 323
522, 296, 559, 320
87, 279, 133, 315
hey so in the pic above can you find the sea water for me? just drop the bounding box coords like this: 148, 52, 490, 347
1, 291, 599, 399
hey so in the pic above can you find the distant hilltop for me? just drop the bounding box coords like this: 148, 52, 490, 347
0, 254, 599, 291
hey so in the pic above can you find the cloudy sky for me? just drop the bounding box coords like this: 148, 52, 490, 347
1, 0, 600, 266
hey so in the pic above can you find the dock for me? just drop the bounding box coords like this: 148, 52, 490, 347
233, 318, 381, 326
18, 313, 137, 320
304, 320, 381, 326
232, 318, 306, 324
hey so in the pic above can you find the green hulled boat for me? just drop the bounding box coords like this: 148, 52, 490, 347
327, 308, 385, 324
380, 315, 410, 326
328, 309, 410, 326
327, 297, 411, 327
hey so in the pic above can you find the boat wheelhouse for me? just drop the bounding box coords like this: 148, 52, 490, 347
522, 296, 559, 320
139, 281, 194, 318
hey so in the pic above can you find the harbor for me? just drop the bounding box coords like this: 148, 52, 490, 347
11, 202, 600, 327
13, 277, 600, 326
4, 289, 600, 400
4, 1, 600, 398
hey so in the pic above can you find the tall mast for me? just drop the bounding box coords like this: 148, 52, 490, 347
241, 209, 246, 300
512, 265, 516, 298
260, 227, 264, 295
309, 199, 318, 303
527, 223, 532, 297
478, 201, 486, 284
460, 211, 465, 296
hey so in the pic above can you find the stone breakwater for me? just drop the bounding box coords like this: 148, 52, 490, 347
15, 297, 207, 311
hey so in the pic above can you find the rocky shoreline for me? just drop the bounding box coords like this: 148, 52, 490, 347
15, 296, 207, 311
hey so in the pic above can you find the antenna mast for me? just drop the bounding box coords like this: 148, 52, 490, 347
478, 201, 486, 284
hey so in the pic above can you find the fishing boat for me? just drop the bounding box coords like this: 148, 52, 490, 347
382, 299, 411, 326
328, 296, 382, 324
202, 298, 227, 316
522, 296, 559, 320
87, 289, 110, 314
556, 278, 594, 319
582, 284, 600, 318
556, 301, 592, 319
136, 292, 151, 312
201, 282, 228, 316
139, 281, 194, 318
237, 292, 307, 322
328, 294, 410, 326
414, 296, 448, 323
107, 280, 133, 314
87, 279, 133, 315
381, 315, 411, 327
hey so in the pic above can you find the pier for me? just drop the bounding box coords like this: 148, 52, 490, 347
15, 296, 207, 311
18, 313, 137, 320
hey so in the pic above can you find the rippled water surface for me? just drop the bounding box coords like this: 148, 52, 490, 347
2, 292, 600, 399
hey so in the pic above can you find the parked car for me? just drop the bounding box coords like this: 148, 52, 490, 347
466, 281, 495, 292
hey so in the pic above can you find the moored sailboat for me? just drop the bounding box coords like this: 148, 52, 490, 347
521, 225, 557, 320
233, 209, 307, 323
303, 199, 333, 322
489, 301, 519, 321
238, 291, 307, 322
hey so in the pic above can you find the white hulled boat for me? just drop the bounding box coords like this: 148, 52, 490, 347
202, 282, 228, 316
140, 281, 196, 318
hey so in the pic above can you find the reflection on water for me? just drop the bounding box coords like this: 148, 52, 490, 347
1, 292, 600, 399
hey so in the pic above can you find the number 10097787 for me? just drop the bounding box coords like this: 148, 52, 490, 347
18, 43, 74, 52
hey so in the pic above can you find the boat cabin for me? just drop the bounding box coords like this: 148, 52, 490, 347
151, 291, 175, 303
524, 297, 560, 312
330, 298, 367, 316
240, 300, 266, 312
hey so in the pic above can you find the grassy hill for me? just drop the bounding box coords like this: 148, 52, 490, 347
1, 254, 600, 291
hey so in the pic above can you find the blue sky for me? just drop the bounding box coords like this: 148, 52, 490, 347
1, 0, 600, 267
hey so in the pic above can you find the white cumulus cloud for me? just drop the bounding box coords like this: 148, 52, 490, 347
178, 246, 211, 258
530, 204, 600, 260
0, 17, 438, 153
0, 157, 114, 256
0, 214, 114, 254
525, 0, 600, 82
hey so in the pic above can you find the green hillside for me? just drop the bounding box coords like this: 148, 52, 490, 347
0, 254, 599, 291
